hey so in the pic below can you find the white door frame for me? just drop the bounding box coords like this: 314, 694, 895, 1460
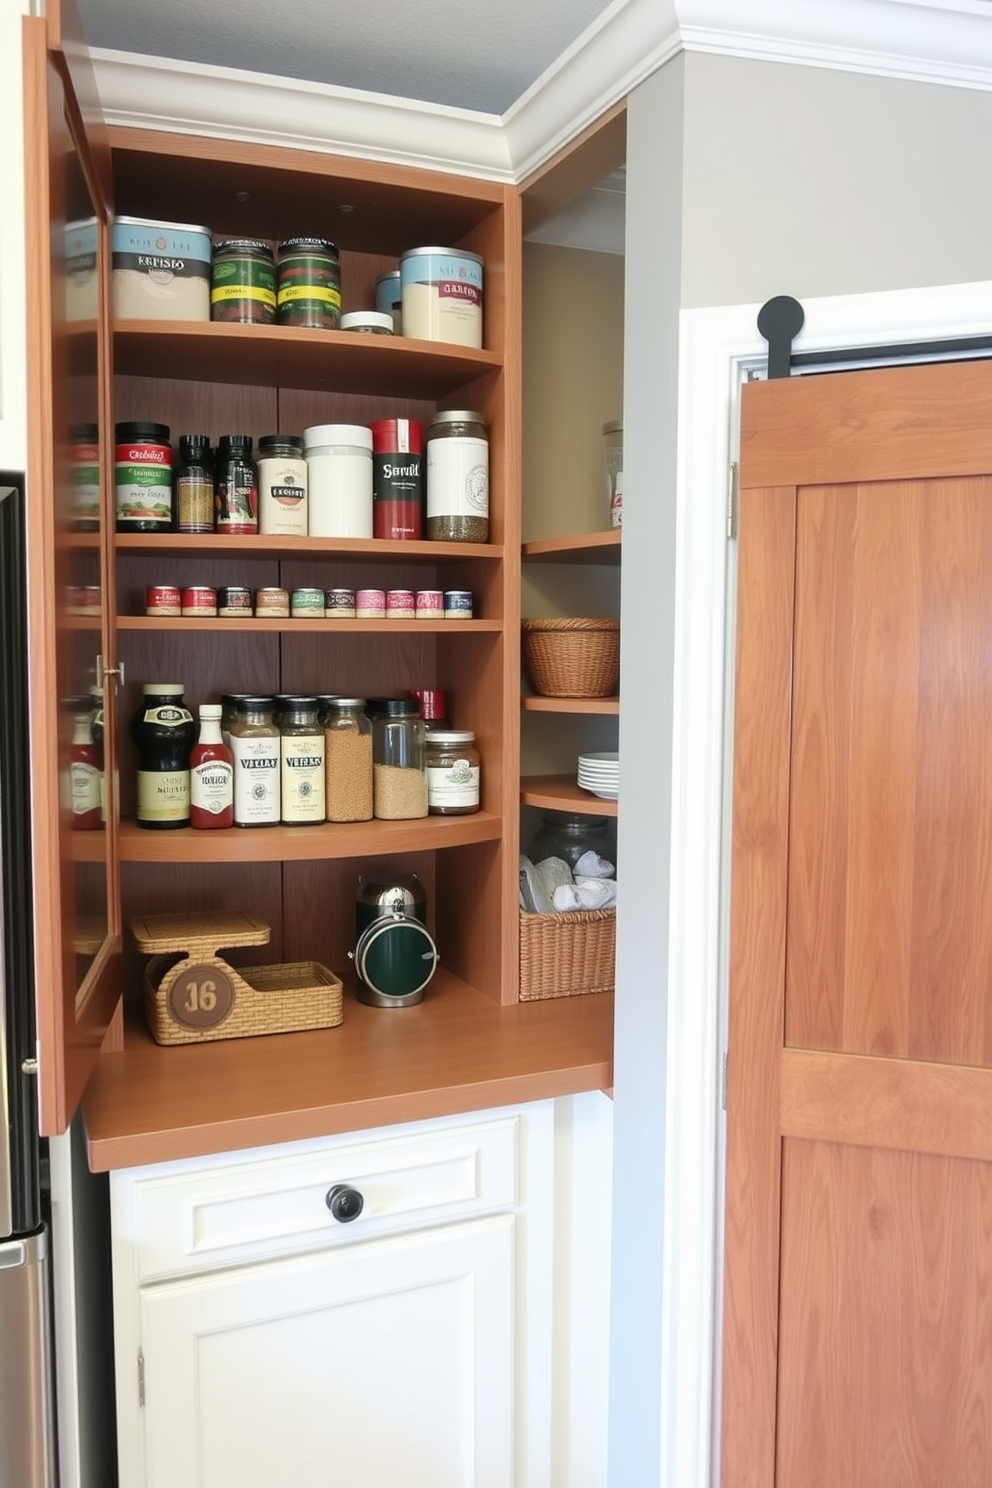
663, 278, 992, 1487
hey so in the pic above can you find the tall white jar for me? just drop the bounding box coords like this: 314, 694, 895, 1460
304, 424, 373, 537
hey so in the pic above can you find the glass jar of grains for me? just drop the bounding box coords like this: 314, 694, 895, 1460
324, 697, 373, 822
425, 410, 489, 542
372, 700, 427, 820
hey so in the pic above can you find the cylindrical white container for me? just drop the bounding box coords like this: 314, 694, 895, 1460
400, 247, 483, 348
304, 424, 373, 537
257, 434, 308, 536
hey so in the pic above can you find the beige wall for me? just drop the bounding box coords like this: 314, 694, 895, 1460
680, 51, 992, 308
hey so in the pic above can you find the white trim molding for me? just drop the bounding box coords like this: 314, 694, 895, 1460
667, 277, 992, 1488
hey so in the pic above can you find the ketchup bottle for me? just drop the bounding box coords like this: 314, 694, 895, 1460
190, 703, 234, 829
68, 701, 102, 830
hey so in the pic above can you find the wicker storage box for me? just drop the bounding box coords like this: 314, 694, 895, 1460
522, 617, 619, 698
519, 907, 616, 1000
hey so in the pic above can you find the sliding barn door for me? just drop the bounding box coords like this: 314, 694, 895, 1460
722, 359, 992, 1488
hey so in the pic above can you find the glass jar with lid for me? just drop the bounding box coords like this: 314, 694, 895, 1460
324, 697, 373, 822
229, 695, 280, 827
372, 700, 427, 820
426, 411, 489, 542
425, 730, 480, 815
528, 812, 614, 871
279, 696, 325, 824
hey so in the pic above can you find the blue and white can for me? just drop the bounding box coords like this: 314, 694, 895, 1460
400, 246, 483, 348
443, 589, 473, 619
111, 216, 212, 321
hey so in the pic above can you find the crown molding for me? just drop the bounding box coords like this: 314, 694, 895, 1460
89, 0, 992, 190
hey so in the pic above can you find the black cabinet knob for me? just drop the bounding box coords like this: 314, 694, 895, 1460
326, 1183, 364, 1222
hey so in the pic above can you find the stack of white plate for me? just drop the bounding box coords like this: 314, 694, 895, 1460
577, 750, 619, 800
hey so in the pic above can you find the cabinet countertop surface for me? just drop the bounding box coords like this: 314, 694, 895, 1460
81, 974, 614, 1173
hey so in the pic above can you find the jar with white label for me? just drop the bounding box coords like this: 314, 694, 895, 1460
229, 696, 280, 827
279, 696, 325, 824
304, 424, 373, 537
425, 730, 480, 815
130, 683, 196, 829
426, 411, 489, 542
257, 433, 308, 536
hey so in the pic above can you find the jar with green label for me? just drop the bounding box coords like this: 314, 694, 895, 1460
211, 239, 276, 324
425, 729, 481, 815
130, 683, 196, 829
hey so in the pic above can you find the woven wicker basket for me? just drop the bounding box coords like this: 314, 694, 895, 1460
522, 617, 620, 698
519, 907, 616, 1000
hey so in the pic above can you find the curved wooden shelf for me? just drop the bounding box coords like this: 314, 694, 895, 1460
521, 695, 619, 715
118, 811, 503, 863
520, 776, 618, 816
521, 531, 621, 565
113, 319, 501, 399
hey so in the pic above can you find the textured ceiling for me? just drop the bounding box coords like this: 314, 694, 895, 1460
74, 0, 619, 115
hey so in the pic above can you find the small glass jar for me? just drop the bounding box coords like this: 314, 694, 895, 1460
229, 695, 280, 826
257, 433, 308, 536
425, 729, 480, 815
276, 238, 341, 330
372, 700, 427, 820
324, 697, 373, 822
529, 812, 613, 870
211, 239, 276, 324
279, 695, 325, 825
426, 410, 489, 542
603, 420, 623, 529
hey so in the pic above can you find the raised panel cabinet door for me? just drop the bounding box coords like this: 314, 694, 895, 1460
134, 1216, 515, 1488
722, 359, 992, 1488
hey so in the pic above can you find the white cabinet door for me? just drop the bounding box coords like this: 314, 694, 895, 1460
137, 1215, 515, 1488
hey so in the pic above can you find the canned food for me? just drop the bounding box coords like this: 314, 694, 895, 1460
374, 269, 402, 334
339, 310, 394, 335
66, 585, 102, 616
217, 585, 253, 617
146, 584, 182, 616
415, 589, 443, 619
115, 420, 172, 533
444, 589, 473, 619
385, 588, 415, 618
400, 246, 483, 348
254, 586, 290, 618
276, 238, 341, 330
181, 585, 217, 617
355, 588, 386, 618
290, 587, 326, 617
111, 216, 211, 322
325, 588, 356, 617
211, 239, 276, 324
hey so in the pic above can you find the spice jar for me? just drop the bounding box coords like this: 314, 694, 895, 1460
426, 410, 489, 542
115, 421, 172, 533
174, 433, 214, 534
211, 239, 276, 324
68, 422, 100, 531
324, 697, 373, 822
603, 420, 623, 529
276, 238, 341, 329
279, 695, 325, 825
215, 433, 258, 534
257, 434, 308, 536
229, 695, 280, 826
372, 700, 427, 820
130, 683, 196, 829
304, 424, 373, 538
371, 418, 423, 540
425, 730, 480, 815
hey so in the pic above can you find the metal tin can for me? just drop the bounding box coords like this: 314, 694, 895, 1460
115, 420, 172, 533
374, 269, 402, 334
385, 588, 415, 618
254, 586, 290, 618
407, 689, 447, 727
350, 871, 438, 1008
339, 310, 393, 335
276, 238, 341, 329
211, 239, 277, 324
415, 589, 444, 619
355, 588, 386, 619
181, 585, 217, 617
66, 585, 102, 616
443, 589, 473, 618
111, 216, 212, 322
371, 418, 423, 540
400, 246, 483, 348
325, 588, 356, 617
146, 584, 182, 616
290, 587, 326, 618
217, 585, 253, 617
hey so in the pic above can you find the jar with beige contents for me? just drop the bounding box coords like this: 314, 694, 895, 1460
371, 700, 427, 820
323, 698, 373, 822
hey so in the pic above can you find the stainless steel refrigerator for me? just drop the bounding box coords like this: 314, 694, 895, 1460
0, 472, 57, 1487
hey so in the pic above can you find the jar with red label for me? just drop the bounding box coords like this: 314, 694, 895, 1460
371, 418, 423, 539
115, 421, 172, 533
181, 586, 217, 616
215, 433, 258, 534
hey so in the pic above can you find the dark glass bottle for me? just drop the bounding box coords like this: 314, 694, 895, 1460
214, 433, 258, 534
130, 683, 196, 829
175, 433, 214, 534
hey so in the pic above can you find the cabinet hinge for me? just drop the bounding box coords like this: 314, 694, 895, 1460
721, 1052, 728, 1111
727, 463, 739, 540
138, 1347, 145, 1408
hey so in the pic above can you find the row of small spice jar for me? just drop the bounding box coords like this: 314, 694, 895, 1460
132, 684, 480, 830
112, 218, 483, 348
115, 415, 489, 543
145, 585, 474, 620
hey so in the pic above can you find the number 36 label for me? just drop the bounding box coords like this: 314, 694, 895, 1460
167, 963, 235, 1029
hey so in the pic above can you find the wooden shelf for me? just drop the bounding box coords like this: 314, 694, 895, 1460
118, 813, 503, 863
115, 533, 500, 561
521, 695, 619, 715
521, 531, 621, 565
113, 320, 501, 398
520, 776, 618, 815
81, 974, 614, 1171
118, 615, 499, 634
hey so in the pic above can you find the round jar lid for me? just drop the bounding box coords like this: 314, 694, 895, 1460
426, 730, 475, 745
116, 420, 170, 442
339, 311, 394, 333
428, 410, 486, 430
303, 423, 374, 450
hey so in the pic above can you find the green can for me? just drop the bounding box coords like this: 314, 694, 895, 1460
277, 237, 341, 330
352, 871, 439, 1007
211, 239, 276, 324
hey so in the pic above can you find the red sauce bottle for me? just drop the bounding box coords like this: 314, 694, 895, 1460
190, 703, 234, 829
68, 701, 102, 831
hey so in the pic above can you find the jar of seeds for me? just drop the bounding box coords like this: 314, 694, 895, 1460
324, 697, 373, 822
371, 699, 427, 820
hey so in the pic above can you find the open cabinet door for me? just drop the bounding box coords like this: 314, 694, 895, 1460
722, 358, 992, 1486
23, 15, 121, 1137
